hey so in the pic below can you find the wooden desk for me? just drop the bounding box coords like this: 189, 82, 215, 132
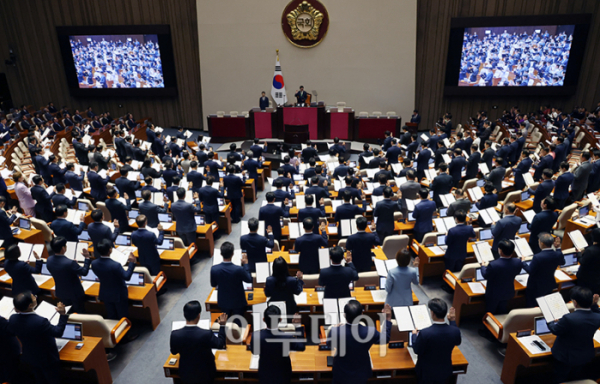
256, 169, 265, 191
164, 344, 467, 383
501, 332, 600, 384
413, 240, 482, 284
243, 179, 256, 202
217, 203, 233, 235
561, 218, 594, 250
12, 228, 49, 258
60, 336, 112, 384
136, 247, 192, 287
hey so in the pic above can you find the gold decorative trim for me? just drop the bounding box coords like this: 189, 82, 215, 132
281, 0, 329, 49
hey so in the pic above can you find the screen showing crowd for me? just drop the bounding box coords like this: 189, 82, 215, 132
458, 25, 575, 87
69, 34, 165, 89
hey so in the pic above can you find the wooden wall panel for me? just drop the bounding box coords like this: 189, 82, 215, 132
0, 0, 202, 129
416, 0, 600, 131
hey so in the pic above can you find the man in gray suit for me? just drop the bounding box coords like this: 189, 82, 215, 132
446, 189, 472, 216
571, 151, 592, 202
399, 170, 421, 200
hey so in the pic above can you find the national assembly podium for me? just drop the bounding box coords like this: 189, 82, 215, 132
208, 103, 401, 143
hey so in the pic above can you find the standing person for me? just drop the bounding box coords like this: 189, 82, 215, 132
547, 287, 600, 383
385, 250, 419, 307
3, 244, 43, 296
373, 187, 403, 241
13, 172, 36, 217
522, 233, 565, 307
294, 218, 329, 274
30, 175, 54, 222
491, 203, 521, 258
210, 242, 252, 321
258, 192, 290, 241
88, 161, 110, 201
553, 162, 574, 209
512, 150, 533, 190
444, 210, 477, 272
413, 189, 437, 242
527, 169, 554, 213
46, 237, 92, 314
430, 163, 454, 207
170, 301, 227, 384
198, 176, 225, 226
8, 292, 68, 384
223, 165, 245, 223
571, 151, 593, 201
0, 196, 18, 247
265, 257, 304, 315
294, 86, 308, 105
486, 157, 506, 195
170, 188, 203, 246
0, 311, 20, 384
327, 301, 392, 384
411, 299, 461, 384
240, 218, 275, 272
528, 197, 558, 254
319, 247, 358, 299
50, 205, 86, 242
297, 195, 326, 234
131, 215, 165, 276
481, 240, 523, 314
91, 239, 137, 320
577, 228, 600, 295
249, 305, 306, 384
345, 217, 381, 273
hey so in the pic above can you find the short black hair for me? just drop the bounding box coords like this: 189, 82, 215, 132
55, 204, 68, 217
542, 169, 553, 179
428, 298, 448, 319
342, 190, 352, 202
51, 236, 67, 254
5, 244, 21, 260
183, 300, 202, 321
14, 291, 34, 312
344, 300, 363, 323
454, 210, 467, 223
55, 183, 65, 193
570, 286, 593, 308
91, 209, 103, 222
329, 246, 344, 264
356, 216, 367, 230
266, 192, 275, 203
383, 186, 393, 198
498, 239, 515, 257
176, 188, 186, 199
221, 242, 234, 259
96, 238, 113, 256
418, 189, 429, 199
302, 217, 314, 230
264, 305, 281, 329
304, 194, 314, 205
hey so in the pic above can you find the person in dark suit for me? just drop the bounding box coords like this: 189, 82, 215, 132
466, 144, 481, 180
411, 299, 461, 384
249, 138, 267, 161
30, 175, 55, 223
369, 148, 387, 169
51, 183, 77, 208
553, 136, 568, 173
259, 192, 290, 241
223, 165, 244, 223
577, 228, 600, 294
533, 147, 554, 181
33, 148, 52, 184
258, 91, 270, 110
358, 143, 374, 169
170, 188, 202, 246
495, 138, 512, 167
481, 240, 523, 314
93, 145, 110, 170
8, 292, 68, 384
382, 131, 394, 151
327, 300, 392, 384
0, 310, 20, 383
48, 155, 67, 185
87, 209, 120, 251
319, 246, 358, 299
170, 301, 227, 384
334, 190, 365, 228
64, 163, 85, 191
198, 176, 225, 226
448, 148, 466, 187
88, 162, 110, 201
115, 169, 141, 199
399, 170, 421, 200
512, 150, 533, 190
444, 210, 477, 272
522, 233, 565, 307
186, 160, 206, 194
210, 242, 252, 321
528, 168, 555, 213
507, 135, 520, 166
295, 86, 308, 105
486, 157, 506, 195
3, 244, 43, 296
105, 187, 134, 232
92, 238, 137, 320
330, 137, 346, 157
553, 162, 574, 209
73, 137, 92, 165
386, 139, 402, 165
446, 189, 471, 217
406, 134, 419, 159
374, 162, 393, 184
250, 305, 306, 384
491, 203, 521, 258
47, 236, 91, 313
374, 187, 403, 241
139, 189, 168, 228
275, 168, 293, 188
548, 287, 600, 383
131, 215, 165, 275
203, 152, 222, 180
480, 140, 495, 170
240, 217, 275, 272
528, 197, 559, 254
338, 176, 362, 200
434, 141, 448, 169
414, 142, 432, 181
572, 151, 593, 201
265, 257, 304, 315
430, 163, 453, 207
272, 179, 294, 202
0, 197, 18, 247
301, 141, 319, 163
50, 205, 86, 242
410, 110, 421, 124
346, 217, 381, 273
413, 189, 437, 242
281, 156, 299, 176
297, 194, 326, 234
294, 218, 328, 274
303, 159, 317, 181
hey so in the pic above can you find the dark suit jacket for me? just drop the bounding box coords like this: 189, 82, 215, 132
528, 179, 554, 213
258, 203, 289, 240
412, 322, 461, 382
106, 198, 132, 231
496, 145, 512, 167
466, 151, 481, 179
170, 325, 226, 384
577, 244, 600, 294
513, 157, 533, 190
186, 170, 206, 192
448, 156, 466, 185
491, 215, 522, 251
139, 200, 168, 228
31, 185, 54, 222
481, 257, 523, 304
346, 232, 380, 272
91, 257, 136, 303
533, 155, 554, 181
445, 224, 476, 261
447, 198, 471, 217
8, 312, 68, 368
198, 185, 224, 221
48, 163, 67, 185
374, 199, 402, 233
334, 203, 365, 224
210, 262, 252, 310
65, 170, 85, 191
132, 228, 164, 275
295, 232, 328, 274
115, 177, 141, 199
572, 161, 592, 200
240, 232, 275, 272
301, 147, 319, 163
430, 173, 454, 206
528, 210, 558, 254
243, 159, 262, 180
47, 254, 91, 303
327, 322, 391, 384
250, 328, 306, 384
0, 209, 16, 241
413, 200, 437, 235
319, 264, 358, 298
50, 218, 86, 242
523, 249, 565, 306
51, 193, 77, 209
386, 146, 402, 164
333, 165, 350, 179
548, 307, 600, 365
88, 221, 119, 249
297, 206, 326, 234
486, 166, 506, 194
305, 185, 330, 203
88, 171, 109, 201
4, 259, 43, 295
481, 148, 495, 169
554, 172, 574, 201
171, 200, 202, 233
264, 276, 304, 315
224, 174, 244, 199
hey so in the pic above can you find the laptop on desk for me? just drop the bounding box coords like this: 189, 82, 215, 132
56, 323, 83, 351
436, 234, 448, 251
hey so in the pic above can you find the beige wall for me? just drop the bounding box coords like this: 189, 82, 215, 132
197, 0, 416, 129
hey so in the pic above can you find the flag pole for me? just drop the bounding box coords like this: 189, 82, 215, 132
276, 49, 279, 61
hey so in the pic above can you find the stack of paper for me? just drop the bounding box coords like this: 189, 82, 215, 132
568, 231, 588, 249
478, 207, 500, 225
467, 282, 486, 294
0, 296, 15, 318
255, 262, 271, 284
473, 241, 494, 264
512, 238, 533, 258
537, 292, 570, 322
523, 173, 535, 187
35, 301, 71, 325
479, 163, 490, 175
370, 290, 387, 303
392, 305, 433, 331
